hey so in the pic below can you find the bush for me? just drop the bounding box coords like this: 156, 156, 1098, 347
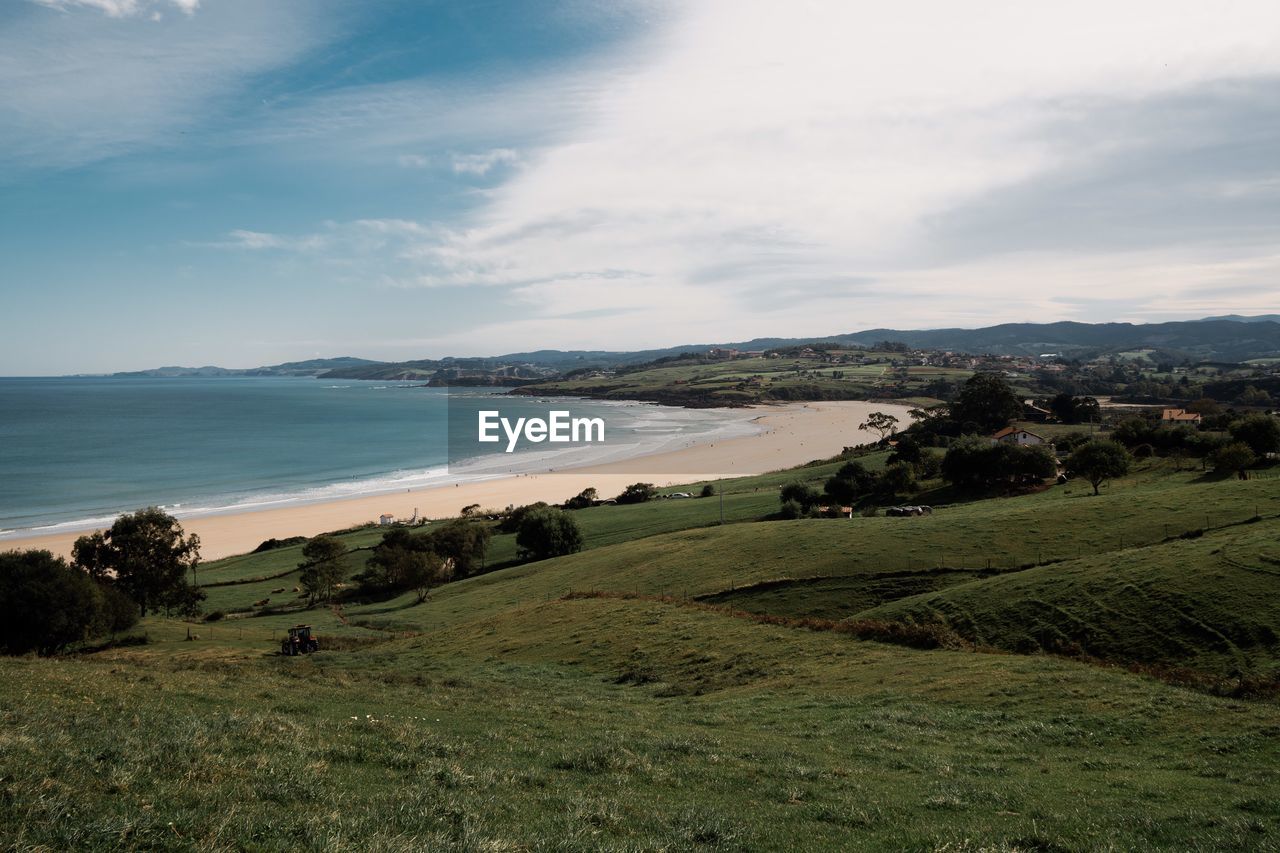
516, 507, 584, 561
0, 550, 138, 656
699, 484, 716, 498
1067, 439, 1132, 495
498, 502, 549, 534
251, 536, 307, 553
616, 483, 658, 504
1229, 414, 1280, 458
824, 460, 875, 504
564, 488, 598, 510
361, 520, 490, 594
1211, 441, 1257, 479
779, 482, 822, 512
943, 436, 1057, 492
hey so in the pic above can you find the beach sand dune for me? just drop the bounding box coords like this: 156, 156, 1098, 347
4, 401, 913, 561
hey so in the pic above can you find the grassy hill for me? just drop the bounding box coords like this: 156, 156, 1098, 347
511, 351, 964, 406
4, 456, 1280, 848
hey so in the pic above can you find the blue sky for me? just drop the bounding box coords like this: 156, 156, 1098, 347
3, 0, 1280, 374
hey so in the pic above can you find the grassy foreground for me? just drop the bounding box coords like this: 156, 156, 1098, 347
3, 457, 1280, 849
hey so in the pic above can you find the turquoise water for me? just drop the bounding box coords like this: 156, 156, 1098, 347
0, 377, 754, 537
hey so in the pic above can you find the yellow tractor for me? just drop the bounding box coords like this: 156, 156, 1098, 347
281, 624, 319, 656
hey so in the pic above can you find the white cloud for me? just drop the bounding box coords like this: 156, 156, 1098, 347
397, 154, 431, 169
371, 0, 1280, 346
2, 1, 337, 174
30, 0, 198, 18
451, 148, 519, 176
196, 0, 1280, 354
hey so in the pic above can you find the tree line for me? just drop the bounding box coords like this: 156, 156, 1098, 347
1, 507, 203, 656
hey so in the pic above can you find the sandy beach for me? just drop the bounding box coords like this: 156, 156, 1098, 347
3, 400, 913, 561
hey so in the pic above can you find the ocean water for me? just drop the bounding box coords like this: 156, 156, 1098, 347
0, 377, 757, 538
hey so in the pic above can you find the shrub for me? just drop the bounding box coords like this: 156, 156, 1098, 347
498, 502, 549, 534
1229, 414, 1280, 458
616, 483, 658, 504
824, 460, 875, 504
564, 487, 598, 510
1067, 440, 1132, 495
0, 550, 137, 656
778, 500, 804, 520
943, 436, 1057, 492
1210, 441, 1257, 479
779, 482, 822, 512
699, 484, 716, 498
251, 536, 307, 553
516, 507, 584, 561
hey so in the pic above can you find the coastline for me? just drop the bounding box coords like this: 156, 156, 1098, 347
1, 400, 913, 561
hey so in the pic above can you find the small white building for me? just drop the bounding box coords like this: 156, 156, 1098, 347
991, 426, 1047, 447
378, 513, 395, 526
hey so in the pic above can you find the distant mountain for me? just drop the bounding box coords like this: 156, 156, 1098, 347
112, 357, 383, 378
835, 319, 1280, 362
1200, 314, 1280, 324
110, 317, 1280, 381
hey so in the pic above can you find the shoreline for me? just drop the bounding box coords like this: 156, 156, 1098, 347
1, 400, 913, 561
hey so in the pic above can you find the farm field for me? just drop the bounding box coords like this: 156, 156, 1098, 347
3, 455, 1280, 849
513, 350, 966, 406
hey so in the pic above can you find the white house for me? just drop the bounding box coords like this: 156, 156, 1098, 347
378, 513, 395, 526
991, 426, 1047, 447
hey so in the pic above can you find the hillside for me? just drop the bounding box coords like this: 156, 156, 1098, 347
5, 456, 1280, 848
841, 319, 1280, 362
112, 356, 383, 378
101, 317, 1280, 383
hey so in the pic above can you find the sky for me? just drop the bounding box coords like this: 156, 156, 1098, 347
2, 0, 1280, 374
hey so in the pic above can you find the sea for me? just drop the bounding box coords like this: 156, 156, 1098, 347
0, 376, 759, 539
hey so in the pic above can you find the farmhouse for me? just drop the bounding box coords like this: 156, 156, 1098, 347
1161, 408, 1202, 424
378, 513, 395, 525
991, 426, 1047, 447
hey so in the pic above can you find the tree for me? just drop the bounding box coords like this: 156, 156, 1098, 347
564, 487, 598, 510
1229, 414, 1280, 458
1185, 397, 1221, 416
1237, 385, 1274, 407
1068, 440, 1131, 495
1048, 394, 1100, 425
404, 551, 453, 603
824, 460, 876, 504
699, 484, 716, 498
779, 482, 823, 512
365, 529, 429, 592
0, 550, 136, 656
498, 502, 550, 534
1211, 442, 1257, 480
71, 508, 202, 616
424, 520, 491, 577
949, 373, 1023, 432
616, 482, 657, 504
876, 461, 917, 498
516, 507, 584, 561
859, 411, 900, 441
942, 436, 1056, 492
298, 535, 348, 605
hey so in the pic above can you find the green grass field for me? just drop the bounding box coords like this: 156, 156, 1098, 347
4, 455, 1280, 849
516, 350, 967, 405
